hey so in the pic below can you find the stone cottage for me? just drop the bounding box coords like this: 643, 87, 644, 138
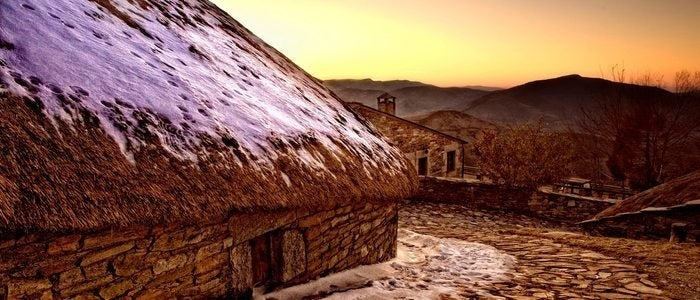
582, 170, 700, 241
0, 0, 416, 298
348, 95, 469, 178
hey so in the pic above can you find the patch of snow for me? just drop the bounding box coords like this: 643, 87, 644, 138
280, 172, 291, 187
0, 0, 405, 173
262, 229, 516, 300
639, 207, 669, 212
539, 186, 620, 204
671, 199, 700, 208
430, 176, 484, 184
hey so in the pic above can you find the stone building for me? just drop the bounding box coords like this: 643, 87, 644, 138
348, 96, 469, 178
376, 92, 396, 116
582, 171, 700, 241
0, 0, 416, 298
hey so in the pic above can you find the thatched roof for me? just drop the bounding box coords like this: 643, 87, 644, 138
0, 0, 417, 232
589, 171, 700, 221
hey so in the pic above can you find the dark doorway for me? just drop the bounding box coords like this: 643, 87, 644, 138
418, 157, 428, 176
251, 234, 270, 286
250, 232, 282, 289
446, 150, 456, 173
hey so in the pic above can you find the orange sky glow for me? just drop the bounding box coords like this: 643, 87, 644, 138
211, 0, 700, 88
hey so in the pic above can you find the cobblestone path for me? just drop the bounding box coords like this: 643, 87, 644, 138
400, 202, 672, 300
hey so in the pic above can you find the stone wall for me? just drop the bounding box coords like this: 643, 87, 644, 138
350, 104, 468, 178
0, 201, 397, 299
411, 177, 615, 224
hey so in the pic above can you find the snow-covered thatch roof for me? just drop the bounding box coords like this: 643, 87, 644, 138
0, 0, 416, 232
588, 170, 700, 221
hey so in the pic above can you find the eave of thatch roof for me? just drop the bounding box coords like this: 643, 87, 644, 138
0, 0, 417, 233
588, 170, 700, 221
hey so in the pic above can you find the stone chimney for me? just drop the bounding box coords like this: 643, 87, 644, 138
377, 92, 396, 115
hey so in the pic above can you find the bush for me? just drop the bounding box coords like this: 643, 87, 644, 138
472, 121, 574, 188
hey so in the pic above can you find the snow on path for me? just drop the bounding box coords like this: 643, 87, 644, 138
263, 229, 516, 299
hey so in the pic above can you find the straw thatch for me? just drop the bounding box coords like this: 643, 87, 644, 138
591, 170, 700, 220
0, 0, 417, 233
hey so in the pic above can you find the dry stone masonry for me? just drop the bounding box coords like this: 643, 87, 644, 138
348, 103, 469, 178
413, 177, 616, 224
0, 201, 397, 299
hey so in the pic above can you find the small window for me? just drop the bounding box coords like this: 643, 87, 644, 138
446, 151, 456, 172
418, 157, 428, 176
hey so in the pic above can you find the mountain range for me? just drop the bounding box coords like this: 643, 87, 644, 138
324, 79, 491, 116
326, 75, 675, 130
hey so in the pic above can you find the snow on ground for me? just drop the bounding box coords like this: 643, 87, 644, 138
0, 0, 404, 173
263, 229, 516, 300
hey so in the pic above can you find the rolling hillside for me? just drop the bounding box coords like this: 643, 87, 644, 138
325, 79, 490, 116
464, 74, 673, 127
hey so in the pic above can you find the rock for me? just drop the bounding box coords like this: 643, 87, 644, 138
6, 279, 52, 298
48, 234, 81, 255
60, 276, 114, 297
640, 278, 657, 287
624, 282, 663, 295
506, 296, 539, 300
532, 292, 553, 298
614, 288, 638, 295
83, 261, 110, 280
58, 268, 86, 289
230, 243, 252, 292
80, 243, 134, 267
617, 278, 637, 284
196, 242, 223, 262
580, 252, 610, 259
99, 280, 135, 299
281, 230, 306, 281
153, 254, 187, 275
113, 252, 147, 277
605, 263, 636, 270
540, 262, 584, 269
195, 252, 227, 275
83, 229, 144, 250
598, 292, 639, 299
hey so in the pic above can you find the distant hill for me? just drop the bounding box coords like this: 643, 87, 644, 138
407, 110, 499, 141
464, 74, 673, 127
461, 85, 503, 92
328, 75, 677, 129
324, 79, 426, 92
324, 79, 490, 116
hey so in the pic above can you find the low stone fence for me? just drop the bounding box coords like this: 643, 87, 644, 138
411, 177, 616, 224
0, 201, 397, 299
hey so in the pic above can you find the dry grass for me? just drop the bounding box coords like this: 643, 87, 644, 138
0, 94, 416, 233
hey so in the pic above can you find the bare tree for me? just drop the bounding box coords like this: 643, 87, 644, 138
472, 120, 575, 189
577, 67, 700, 190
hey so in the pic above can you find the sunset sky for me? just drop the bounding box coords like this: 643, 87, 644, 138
212, 0, 700, 88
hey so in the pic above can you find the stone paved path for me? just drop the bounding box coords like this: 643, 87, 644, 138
400, 202, 672, 300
